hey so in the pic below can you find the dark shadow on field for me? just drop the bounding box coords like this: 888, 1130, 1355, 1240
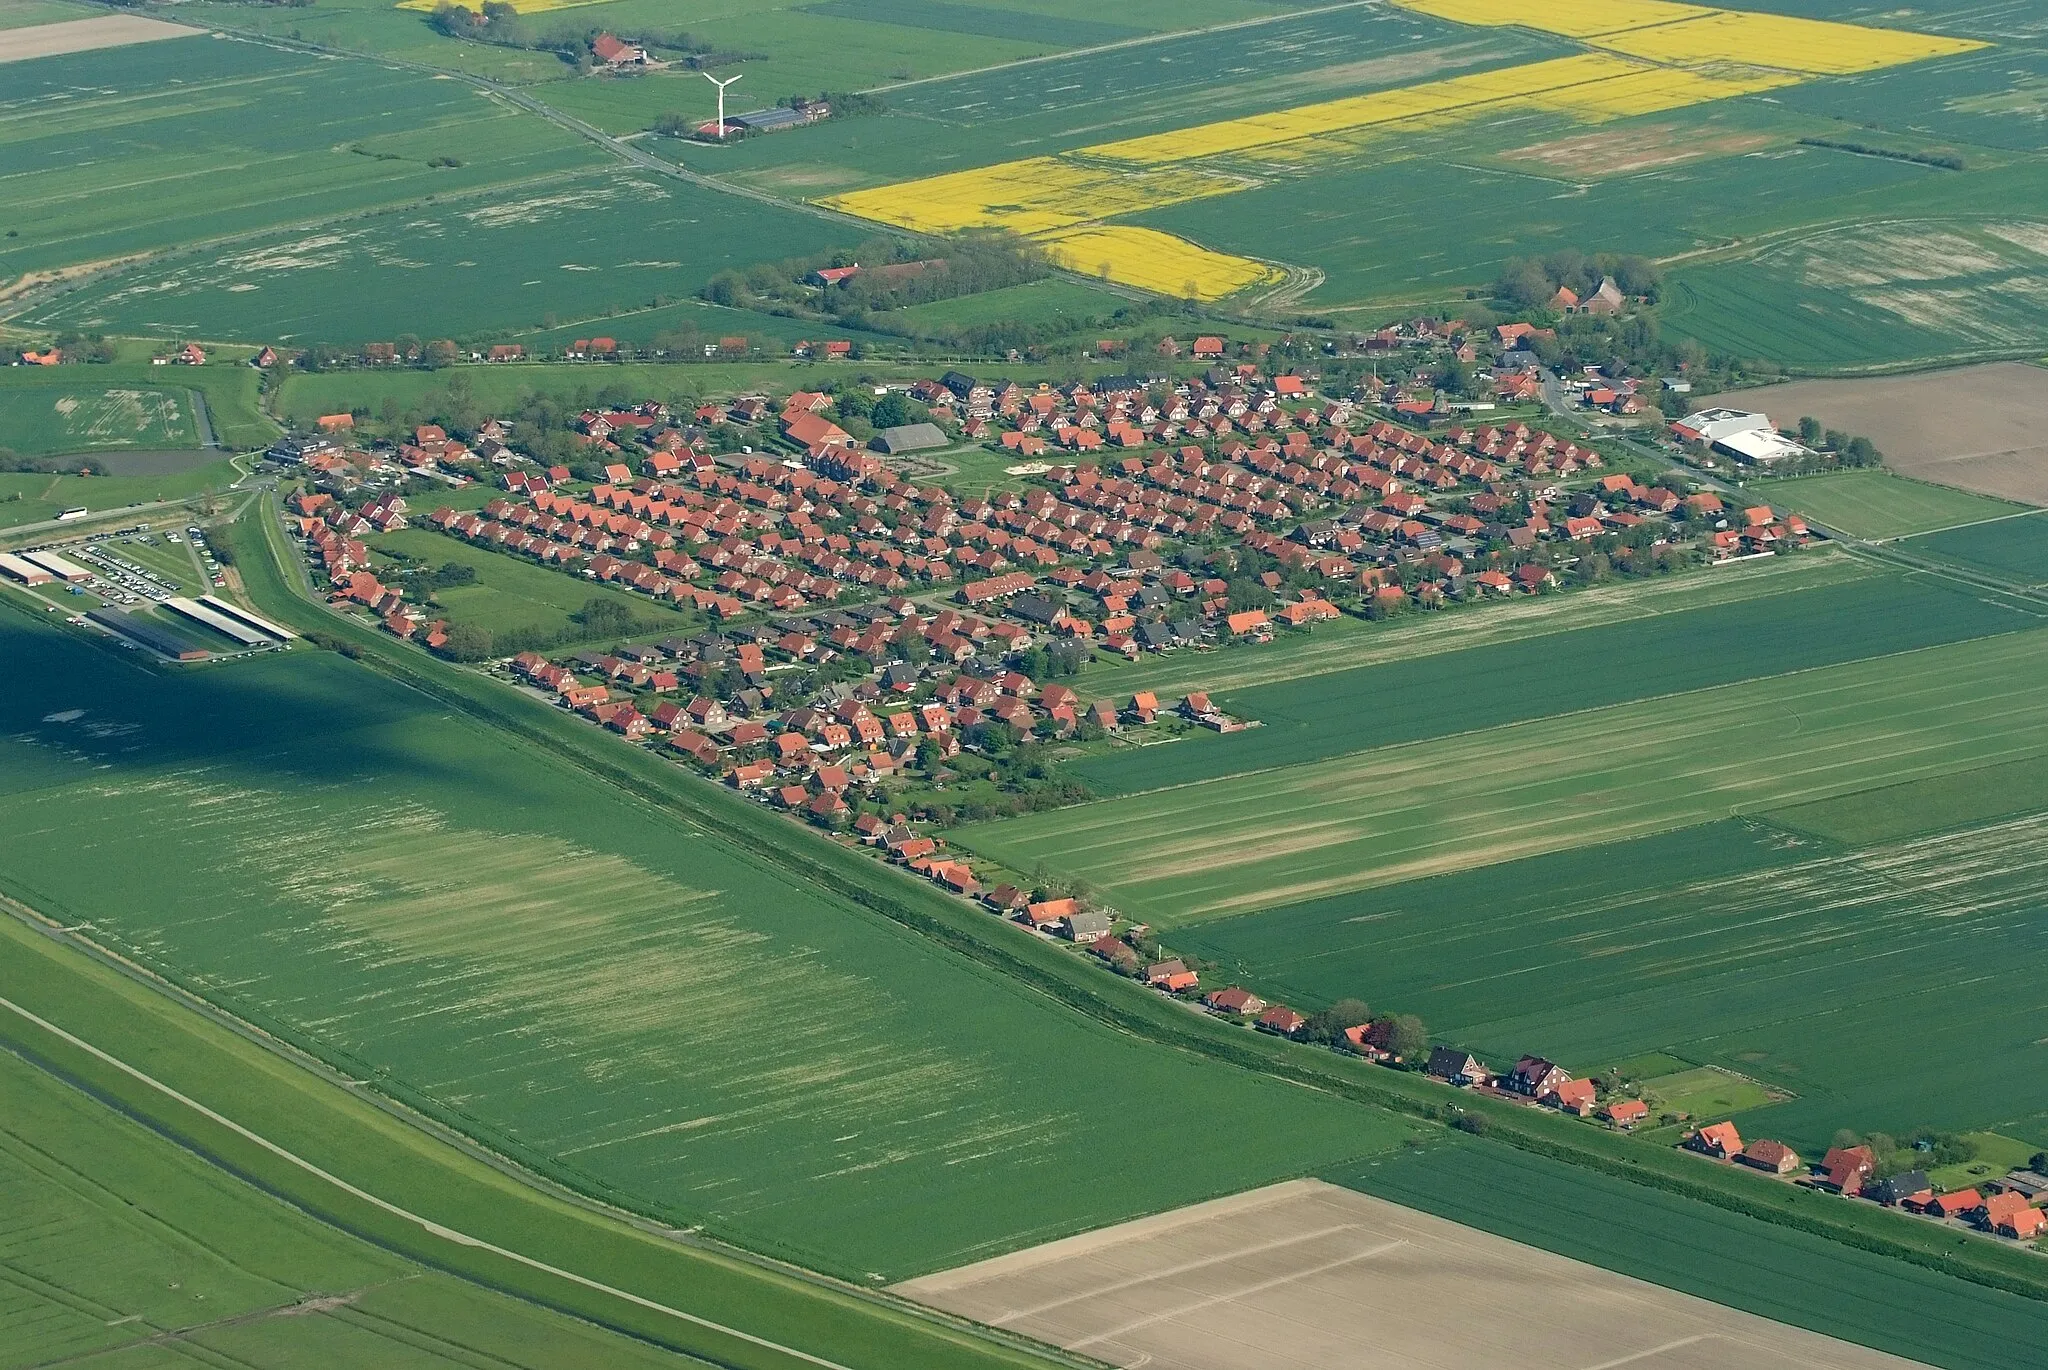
0, 601, 478, 800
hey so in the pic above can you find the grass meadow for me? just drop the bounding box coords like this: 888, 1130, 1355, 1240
0, 598, 1415, 1281
371, 526, 705, 640
1179, 814, 2048, 1145
1335, 1139, 2048, 1370
1060, 567, 2030, 795
0, 37, 595, 282
1762, 471, 2028, 540
0, 1046, 725, 1370
959, 624, 2048, 925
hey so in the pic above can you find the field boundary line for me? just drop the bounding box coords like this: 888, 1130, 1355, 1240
0, 991, 861, 1370
1876, 504, 2048, 544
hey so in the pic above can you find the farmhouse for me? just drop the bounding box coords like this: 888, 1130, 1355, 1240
1739, 1139, 1802, 1176
1687, 1121, 1743, 1161
1815, 1145, 1875, 1196
591, 33, 647, 66
1602, 1099, 1649, 1128
1426, 1047, 1489, 1086
1506, 1055, 1568, 1100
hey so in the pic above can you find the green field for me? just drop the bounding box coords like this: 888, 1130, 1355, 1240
890, 278, 1137, 334
711, 7, 1558, 192
0, 459, 242, 532
1335, 1139, 2048, 1370
0, 382, 199, 455
26, 165, 864, 346
0, 37, 594, 283
1899, 511, 2048, 585
1175, 812, 2048, 1145
960, 624, 2048, 925
1771, 754, 2048, 845
0, 1042, 731, 1370
371, 526, 704, 642
1629, 1066, 1782, 1123
1762, 471, 2031, 540
1060, 567, 2033, 796
0, 595, 1415, 1281
0, 0, 96, 26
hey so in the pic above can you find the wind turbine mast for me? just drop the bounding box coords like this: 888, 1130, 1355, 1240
703, 71, 742, 140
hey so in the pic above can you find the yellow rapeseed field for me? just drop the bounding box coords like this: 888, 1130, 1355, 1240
822, 157, 1242, 235
1595, 10, 1986, 75
1392, 0, 1986, 75
1038, 227, 1278, 300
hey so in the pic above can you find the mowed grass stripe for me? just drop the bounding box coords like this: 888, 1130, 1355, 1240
1065, 566, 2031, 795
957, 627, 2048, 924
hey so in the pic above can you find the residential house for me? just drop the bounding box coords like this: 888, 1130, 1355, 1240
1603, 1099, 1650, 1129
1205, 987, 1266, 1018
1688, 1121, 1744, 1161
1740, 1140, 1802, 1176
1815, 1146, 1875, 1196
1506, 1055, 1569, 1100
1426, 1047, 1490, 1086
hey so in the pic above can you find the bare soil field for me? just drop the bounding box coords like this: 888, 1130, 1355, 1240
0, 13, 197, 61
1733, 363, 2048, 504
897, 1180, 1925, 1370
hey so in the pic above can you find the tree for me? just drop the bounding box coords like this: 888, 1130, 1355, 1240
1798, 415, 1823, 446
439, 622, 494, 661
1376, 1012, 1428, 1063
1304, 998, 1371, 1043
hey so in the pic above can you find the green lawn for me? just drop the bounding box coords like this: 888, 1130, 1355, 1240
1927, 1133, 2040, 1193
890, 278, 1136, 334
1059, 567, 2033, 796
959, 624, 2048, 926
1768, 754, 2048, 845
1635, 1066, 1783, 1123
1334, 1139, 2048, 1370
0, 594, 1415, 1282
1764, 471, 2031, 540
370, 526, 703, 643
0, 1043, 734, 1370
0, 381, 199, 455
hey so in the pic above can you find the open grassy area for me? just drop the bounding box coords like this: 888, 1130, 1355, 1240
1334, 1138, 2048, 1370
1176, 812, 2048, 1145
1761, 471, 2031, 540
0, 381, 199, 455
0, 593, 1415, 1282
1634, 1066, 1784, 1123
0, 1040, 740, 1370
369, 526, 704, 641
960, 623, 2048, 926
1060, 565, 2032, 795
0, 36, 594, 282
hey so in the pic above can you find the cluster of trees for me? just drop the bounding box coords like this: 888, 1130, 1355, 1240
1798, 137, 1964, 172
1834, 1128, 1979, 1178
436, 595, 654, 662
1793, 416, 1881, 468
824, 381, 929, 441
47, 331, 118, 364
1494, 249, 1663, 311
1010, 639, 1088, 681
701, 234, 1052, 330
0, 451, 107, 475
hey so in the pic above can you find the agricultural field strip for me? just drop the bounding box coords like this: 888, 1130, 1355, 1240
1081, 551, 1867, 700
819, 1, 1980, 295
957, 626, 2048, 924
0, 990, 864, 1370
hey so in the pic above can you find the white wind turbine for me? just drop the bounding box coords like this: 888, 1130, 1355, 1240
703, 71, 742, 140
